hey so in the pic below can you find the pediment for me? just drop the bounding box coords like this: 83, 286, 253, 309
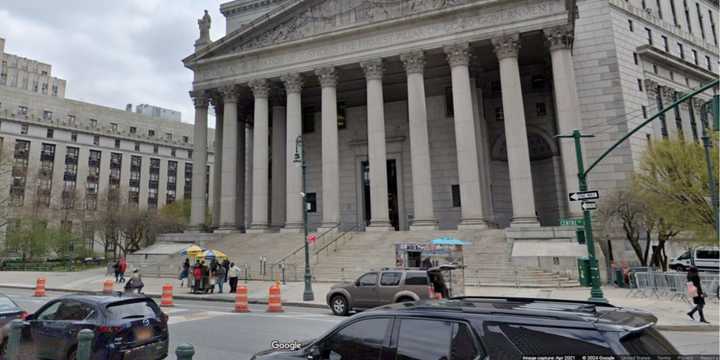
188, 0, 471, 64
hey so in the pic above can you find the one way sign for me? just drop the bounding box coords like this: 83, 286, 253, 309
581, 202, 597, 211
569, 190, 599, 202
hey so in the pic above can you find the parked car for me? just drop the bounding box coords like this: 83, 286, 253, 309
0, 293, 27, 330
253, 296, 679, 359
326, 268, 448, 316
0, 293, 168, 360
669, 246, 720, 272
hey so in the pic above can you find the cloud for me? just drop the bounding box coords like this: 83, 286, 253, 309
0, 1, 225, 127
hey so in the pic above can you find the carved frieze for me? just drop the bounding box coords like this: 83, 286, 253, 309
492, 34, 521, 61
361, 59, 384, 80
249, 79, 271, 98
281, 73, 304, 93
190, 90, 210, 108
544, 25, 573, 50
400, 51, 425, 74
444, 43, 470, 68
315, 67, 338, 88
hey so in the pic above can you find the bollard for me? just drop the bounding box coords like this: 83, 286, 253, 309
6, 319, 23, 360
102, 279, 114, 294
176, 343, 195, 360
76, 329, 94, 360
281, 263, 286, 285
34, 277, 46, 297
244, 264, 248, 283
160, 283, 174, 307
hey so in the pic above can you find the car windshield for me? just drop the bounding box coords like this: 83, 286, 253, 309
106, 299, 159, 320
0, 297, 19, 312
621, 328, 678, 355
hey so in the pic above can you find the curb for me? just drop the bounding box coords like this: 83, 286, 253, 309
0, 284, 328, 310
656, 324, 720, 332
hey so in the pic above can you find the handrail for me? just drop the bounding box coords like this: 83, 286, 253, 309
314, 223, 360, 256
274, 223, 342, 265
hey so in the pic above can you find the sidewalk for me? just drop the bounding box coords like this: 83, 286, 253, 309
0, 268, 716, 331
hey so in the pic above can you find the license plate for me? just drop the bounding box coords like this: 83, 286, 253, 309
135, 328, 153, 341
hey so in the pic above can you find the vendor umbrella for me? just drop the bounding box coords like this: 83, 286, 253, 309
430, 237, 468, 246
180, 244, 204, 256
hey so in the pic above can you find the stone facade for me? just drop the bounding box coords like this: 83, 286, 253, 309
0, 37, 67, 99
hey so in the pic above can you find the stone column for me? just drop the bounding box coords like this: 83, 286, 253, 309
361, 59, 393, 231
316, 67, 341, 231
217, 86, 240, 232
271, 90, 287, 230
444, 43, 487, 229
236, 117, 246, 231
248, 79, 271, 232
211, 94, 223, 228
400, 51, 437, 230
470, 74, 495, 223
545, 25, 582, 218
281, 74, 304, 232
660, 86, 678, 138
492, 34, 539, 227
189, 90, 209, 230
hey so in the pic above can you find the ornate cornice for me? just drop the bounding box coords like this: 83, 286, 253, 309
400, 51, 425, 74
543, 25, 574, 51
361, 59, 384, 80
249, 78, 270, 98
315, 67, 337, 88
280, 73, 303, 94
492, 34, 521, 61
190, 90, 209, 108
444, 43, 470, 68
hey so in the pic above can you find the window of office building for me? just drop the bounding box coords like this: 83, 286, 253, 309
691, 49, 698, 65
153, 144, 158, 154
111, 123, 118, 132
148, 129, 155, 137
662, 35, 669, 51
710, 10, 718, 45
655, 0, 663, 18
706, 56, 712, 71
677, 42, 684, 59
130, 126, 136, 134
90, 119, 97, 128
114, 139, 121, 149
628, 19, 634, 31
183, 136, 189, 143
46, 128, 53, 138
67, 115, 76, 125
43, 110, 53, 121
645, 28, 653, 45
683, 0, 692, 33
93, 135, 100, 146
71, 133, 77, 142
20, 124, 29, 135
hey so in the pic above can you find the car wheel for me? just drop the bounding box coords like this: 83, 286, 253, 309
396, 297, 414, 303
330, 295, 349, 316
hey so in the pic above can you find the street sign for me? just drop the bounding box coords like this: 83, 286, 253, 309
569, 190, 599, 202
560, 218, 584, 226
581, 201, 597, 211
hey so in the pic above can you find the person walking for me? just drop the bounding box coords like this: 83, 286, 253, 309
215, 263, 226, 294
192, 263, 202, 294
229, 262, 241, 293
179, 258, 190, 287
222, 259, 230, 284
687, 266, 709, 323
118, 257, 128, 283
113, 260, 120, 283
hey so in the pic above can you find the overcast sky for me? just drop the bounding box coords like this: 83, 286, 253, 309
0, 0, 226, 127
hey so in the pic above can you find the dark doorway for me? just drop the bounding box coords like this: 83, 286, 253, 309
361, 159, 400, 230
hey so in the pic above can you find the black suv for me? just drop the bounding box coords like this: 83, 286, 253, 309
252, 296, 678, 360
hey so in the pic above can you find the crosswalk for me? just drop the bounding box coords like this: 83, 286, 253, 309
164, 307, 342, 326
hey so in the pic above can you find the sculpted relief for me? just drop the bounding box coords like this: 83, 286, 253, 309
234, 0, 468, 52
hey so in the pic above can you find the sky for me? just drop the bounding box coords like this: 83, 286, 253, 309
0, 0, 227, 126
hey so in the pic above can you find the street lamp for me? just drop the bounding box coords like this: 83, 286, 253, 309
294, 135, 314, 301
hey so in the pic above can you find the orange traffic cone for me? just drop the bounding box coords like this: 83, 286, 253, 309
234, 286, 249, 313
160, 284, 174, 307
266, 283, 284, 313
103, 279, 114, 294
34, 277, 46, 297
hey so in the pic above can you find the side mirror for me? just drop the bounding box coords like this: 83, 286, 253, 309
355, 280, 361, 287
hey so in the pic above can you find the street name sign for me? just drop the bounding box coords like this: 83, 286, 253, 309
581, 202, 597, 211
560, 218, 584, 226
568, 190, 599, 202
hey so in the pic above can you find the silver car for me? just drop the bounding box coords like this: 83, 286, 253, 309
325, 268, 446, 316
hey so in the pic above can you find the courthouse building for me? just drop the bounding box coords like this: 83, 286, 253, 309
183, 0, 718, 239
0, 37, 216, 250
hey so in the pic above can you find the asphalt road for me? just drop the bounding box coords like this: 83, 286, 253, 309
2, 287, 718, 359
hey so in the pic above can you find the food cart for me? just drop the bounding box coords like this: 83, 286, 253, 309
394, 237, 466, 297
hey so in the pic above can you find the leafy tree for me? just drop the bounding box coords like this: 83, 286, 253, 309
159, 199, 191, 225
5, 218, 51, 260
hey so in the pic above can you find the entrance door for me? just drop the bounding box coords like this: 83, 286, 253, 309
361, 159, 399, 230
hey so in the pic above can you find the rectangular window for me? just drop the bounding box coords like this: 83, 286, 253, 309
43, 110, 53, 121
129, 126, 136, 134
71, 133, 77, 142
305, 193, 317, 213
110, 123, 118, 132
677, 43, 684, 59
134, 142, 140, 151
20, 124, 29, 135
706, 56, 712, 71
114, 139, 120, 149
93, 135, 100, 146
696, 3, 705, 39
645, 28, 653, 45
148, 129, 155, 137
655, 0, 663, 18
710, 10, 718, 45
182, 136, 189, 143
633, 52, 639, 65
628, 19, 634, 31
165, 133, 172, 141
691, 49, 698, 65
46, 128, 53, 138
684, 0, 692, 33
153, 144, 158, 154
670, 0, 679, 25
641, 0, 647, 9
451, 184, 461, 207
67, 115, 76, 125
637, 79, 644, 92
642, 106, 647, 119
662, 35, 669, 51
52, 85, 58, 97
653, 64, 658, 74
18, 106, 28, 116
90, 119, 97, 128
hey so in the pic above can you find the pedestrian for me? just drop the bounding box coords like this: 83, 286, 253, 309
113, 260, 120, 283
202, 262, 210, 294
222, 258, 230, 284
179, 258, 190, 287
229, 262, 241, 293
124, 269, 144, 294
192, 262, 202, 294
687, 266, 709, 323
118, 257, 127, 283
208, 266, 216, 294
215, 263, 226, 293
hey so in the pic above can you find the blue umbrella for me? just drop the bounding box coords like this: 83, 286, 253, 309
430, 237, 468, 245
201, 250, 217, 259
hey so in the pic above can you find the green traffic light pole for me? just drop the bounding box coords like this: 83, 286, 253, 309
701, 95, 720, 238
557, 79, 719, 303
294, 135, 314, 302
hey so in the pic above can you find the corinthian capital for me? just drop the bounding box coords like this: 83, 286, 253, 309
691, 98, 704, 112
660, 86, 675, 102
315, 67, 337, 88
249, 79, 270, 98
361, 59, 384, 80
281, 73, 303, 93
544, 25, 574, 51
189, 90, 209, 108
444, 43, 470, 68
400, 51, 425, 74
219, 85, 240, 103
644, 79, 659, 96
492, 34, 521, 61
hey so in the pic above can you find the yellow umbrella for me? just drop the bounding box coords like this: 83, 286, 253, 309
197, 249, 228, 261
181, 244, 204, 257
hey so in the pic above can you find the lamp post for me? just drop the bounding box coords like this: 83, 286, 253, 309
294, 135, 314, 301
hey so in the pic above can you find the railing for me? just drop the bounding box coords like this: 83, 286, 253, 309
627, 270, 719, 303
273, 223, 342, 266
312, 224, 360, 264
